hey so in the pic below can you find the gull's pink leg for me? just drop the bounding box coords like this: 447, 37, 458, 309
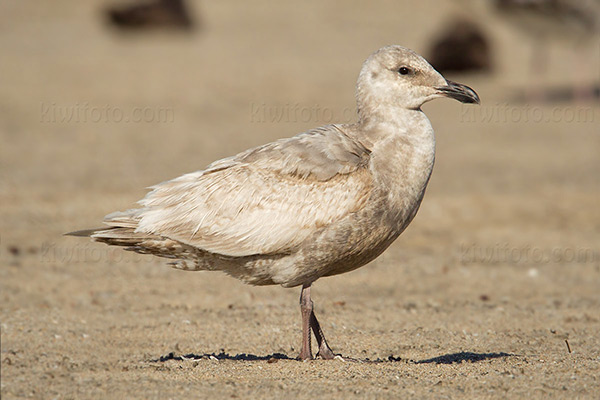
298, 284, 339, 361
298, 284, 313, 360
309, 309, 336, 360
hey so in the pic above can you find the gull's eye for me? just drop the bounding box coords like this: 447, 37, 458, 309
398, 67, 412, 75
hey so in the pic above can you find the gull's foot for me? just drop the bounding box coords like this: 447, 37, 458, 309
315, 352, 361, 362
297, 350, 313, 362
315, 343, 359, 361
316, 346, 336, 360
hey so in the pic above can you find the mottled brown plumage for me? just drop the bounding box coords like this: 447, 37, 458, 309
69, 46, 479, 360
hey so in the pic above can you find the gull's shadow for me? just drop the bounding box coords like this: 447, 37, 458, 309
152, 351, 513, 364
152, 351, 294, 362
413, 352, 513, 364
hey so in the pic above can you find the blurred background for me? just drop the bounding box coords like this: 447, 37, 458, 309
1, 0, 598, 239
1, 0, 599, 398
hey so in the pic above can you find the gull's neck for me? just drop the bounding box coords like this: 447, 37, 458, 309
354, 106, 435, 149
349, 105, 437, 226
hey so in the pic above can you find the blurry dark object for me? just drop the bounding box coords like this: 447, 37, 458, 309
495, 0, 600, 102
106, 0, 195, 30
512, 83, 600, 103
8, 245, 21, 256
495, 0, 598, 38
428, 19, 491, 73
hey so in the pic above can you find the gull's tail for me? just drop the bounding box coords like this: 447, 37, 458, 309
65, 209, 204, 271
65, 209, 222, 272
65, 209, 159, 249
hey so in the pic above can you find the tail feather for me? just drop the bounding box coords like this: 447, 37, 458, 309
67, 209, 217, 269
66, 207, 149, 245
66, 225, 157, 245
91, 227, 156, 246
66, 208, 144, 241
64, 228, 105, 237
103, 209, 140, 228
66, 209, 190, 260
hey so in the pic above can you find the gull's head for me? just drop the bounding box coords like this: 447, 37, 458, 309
357, 45, 479, 117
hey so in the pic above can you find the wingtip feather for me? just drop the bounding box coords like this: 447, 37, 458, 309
64, 228, 104, 237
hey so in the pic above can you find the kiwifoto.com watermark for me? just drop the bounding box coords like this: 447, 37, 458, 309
460, 103, 596, 124
250, 102, 355, 124
40, 102, 175, 124
249, 101, 597, 125
458, 242, 599, 266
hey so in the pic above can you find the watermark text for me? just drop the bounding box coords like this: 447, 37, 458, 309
40, 102, 175, 124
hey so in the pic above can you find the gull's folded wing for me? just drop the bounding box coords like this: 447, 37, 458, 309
132, 125, 373, 257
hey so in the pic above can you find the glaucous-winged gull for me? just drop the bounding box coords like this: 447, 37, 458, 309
69, 45, 480, 360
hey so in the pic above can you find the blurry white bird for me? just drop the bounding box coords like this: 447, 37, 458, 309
68, 45, 479, 361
